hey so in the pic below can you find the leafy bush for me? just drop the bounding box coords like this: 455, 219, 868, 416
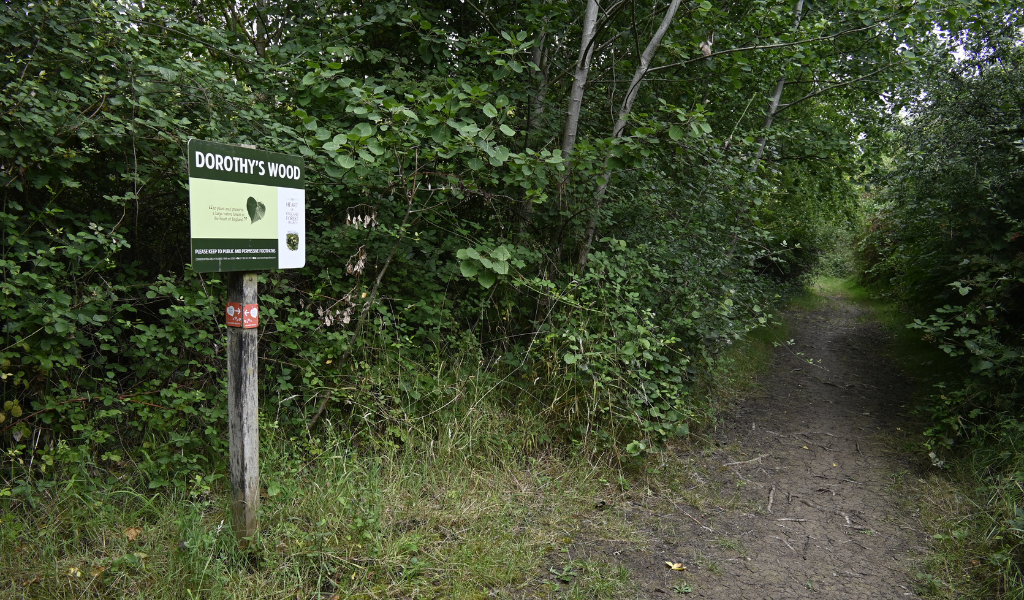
858, 39, 1024, 594
1, 0, 876, 499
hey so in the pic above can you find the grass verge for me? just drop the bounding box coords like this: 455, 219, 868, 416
0, 303, 794, 600
0, 399, 647, 599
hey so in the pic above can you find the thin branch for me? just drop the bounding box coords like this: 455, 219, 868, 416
774, 65, 896, 114
648, 25, 875, 74
465, 0, 500, 35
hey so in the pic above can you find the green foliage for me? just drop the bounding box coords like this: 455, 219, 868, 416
0, 0, 974, 507
857, 36, 1024, 596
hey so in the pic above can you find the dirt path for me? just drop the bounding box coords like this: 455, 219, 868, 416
588, 298, 930, 598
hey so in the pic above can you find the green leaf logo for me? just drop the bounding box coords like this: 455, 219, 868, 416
246, 197, 266, 224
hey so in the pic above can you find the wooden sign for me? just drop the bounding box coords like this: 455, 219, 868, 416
187, 139, 305, 545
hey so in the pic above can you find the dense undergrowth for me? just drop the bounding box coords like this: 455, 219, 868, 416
0, 321, 782, 599
854, 38, 1024, 598
1, 0, 876, 499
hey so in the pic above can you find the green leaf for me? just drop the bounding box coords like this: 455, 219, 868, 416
430, 124, 449, 143
563, 353, 578, 365
336, 155, 356, 169
500, 124, 516, 136
482, 103, 498, 118
478, 271, 496, 288
352, 123, 376, 138
491, 245, 511, 261
669, 126, 684, 140
459, 260, 479, 278
625, 440, 645, 455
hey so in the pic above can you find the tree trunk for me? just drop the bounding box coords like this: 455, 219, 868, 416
560, 0, 601, 162
754, 0, 805, 165
579, 0, 683, 269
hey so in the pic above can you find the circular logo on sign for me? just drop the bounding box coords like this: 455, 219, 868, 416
226, 305, 235, 316
249, 306, 258, 318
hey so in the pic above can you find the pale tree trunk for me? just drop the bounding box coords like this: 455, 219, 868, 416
560, 0, 601, 162
754, 0, 805, 164
578, 0, 683, 269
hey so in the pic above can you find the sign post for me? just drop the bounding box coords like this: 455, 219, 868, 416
188, 139, 305, 545
226, 271, 259, 542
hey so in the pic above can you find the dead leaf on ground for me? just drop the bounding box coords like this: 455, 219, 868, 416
124, 527, 143, 541
665, 561, 687, 571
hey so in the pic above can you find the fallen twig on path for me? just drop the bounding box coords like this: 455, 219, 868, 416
767, 486, 776, 514
682, 511, 714, 532
723, 453, 769, 467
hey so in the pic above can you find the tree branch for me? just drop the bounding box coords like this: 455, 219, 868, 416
465, 0, 500, 36
774, 65, 896, 114
648, 25, 875, 74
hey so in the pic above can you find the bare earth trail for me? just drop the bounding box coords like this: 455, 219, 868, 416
581, 297, 931, 598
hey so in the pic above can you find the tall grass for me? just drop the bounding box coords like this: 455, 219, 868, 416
0, 353, 652, 599
0, 301, 800, 600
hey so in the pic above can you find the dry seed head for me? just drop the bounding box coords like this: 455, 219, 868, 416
346, 245, 368, 276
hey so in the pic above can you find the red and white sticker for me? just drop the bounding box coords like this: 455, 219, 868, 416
226, 302, 243, 327
242, 304, 258, 328
226, 303, 259, 328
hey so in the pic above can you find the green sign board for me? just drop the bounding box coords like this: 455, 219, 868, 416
188, 139, 305, 272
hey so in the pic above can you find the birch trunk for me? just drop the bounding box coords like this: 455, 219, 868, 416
560, 0, 601, 162
754, 0, 805, 165
578, 0, 683, 268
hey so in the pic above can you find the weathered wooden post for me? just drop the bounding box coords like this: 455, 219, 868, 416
226, 271, 260, 542
188, 139, 305, 545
